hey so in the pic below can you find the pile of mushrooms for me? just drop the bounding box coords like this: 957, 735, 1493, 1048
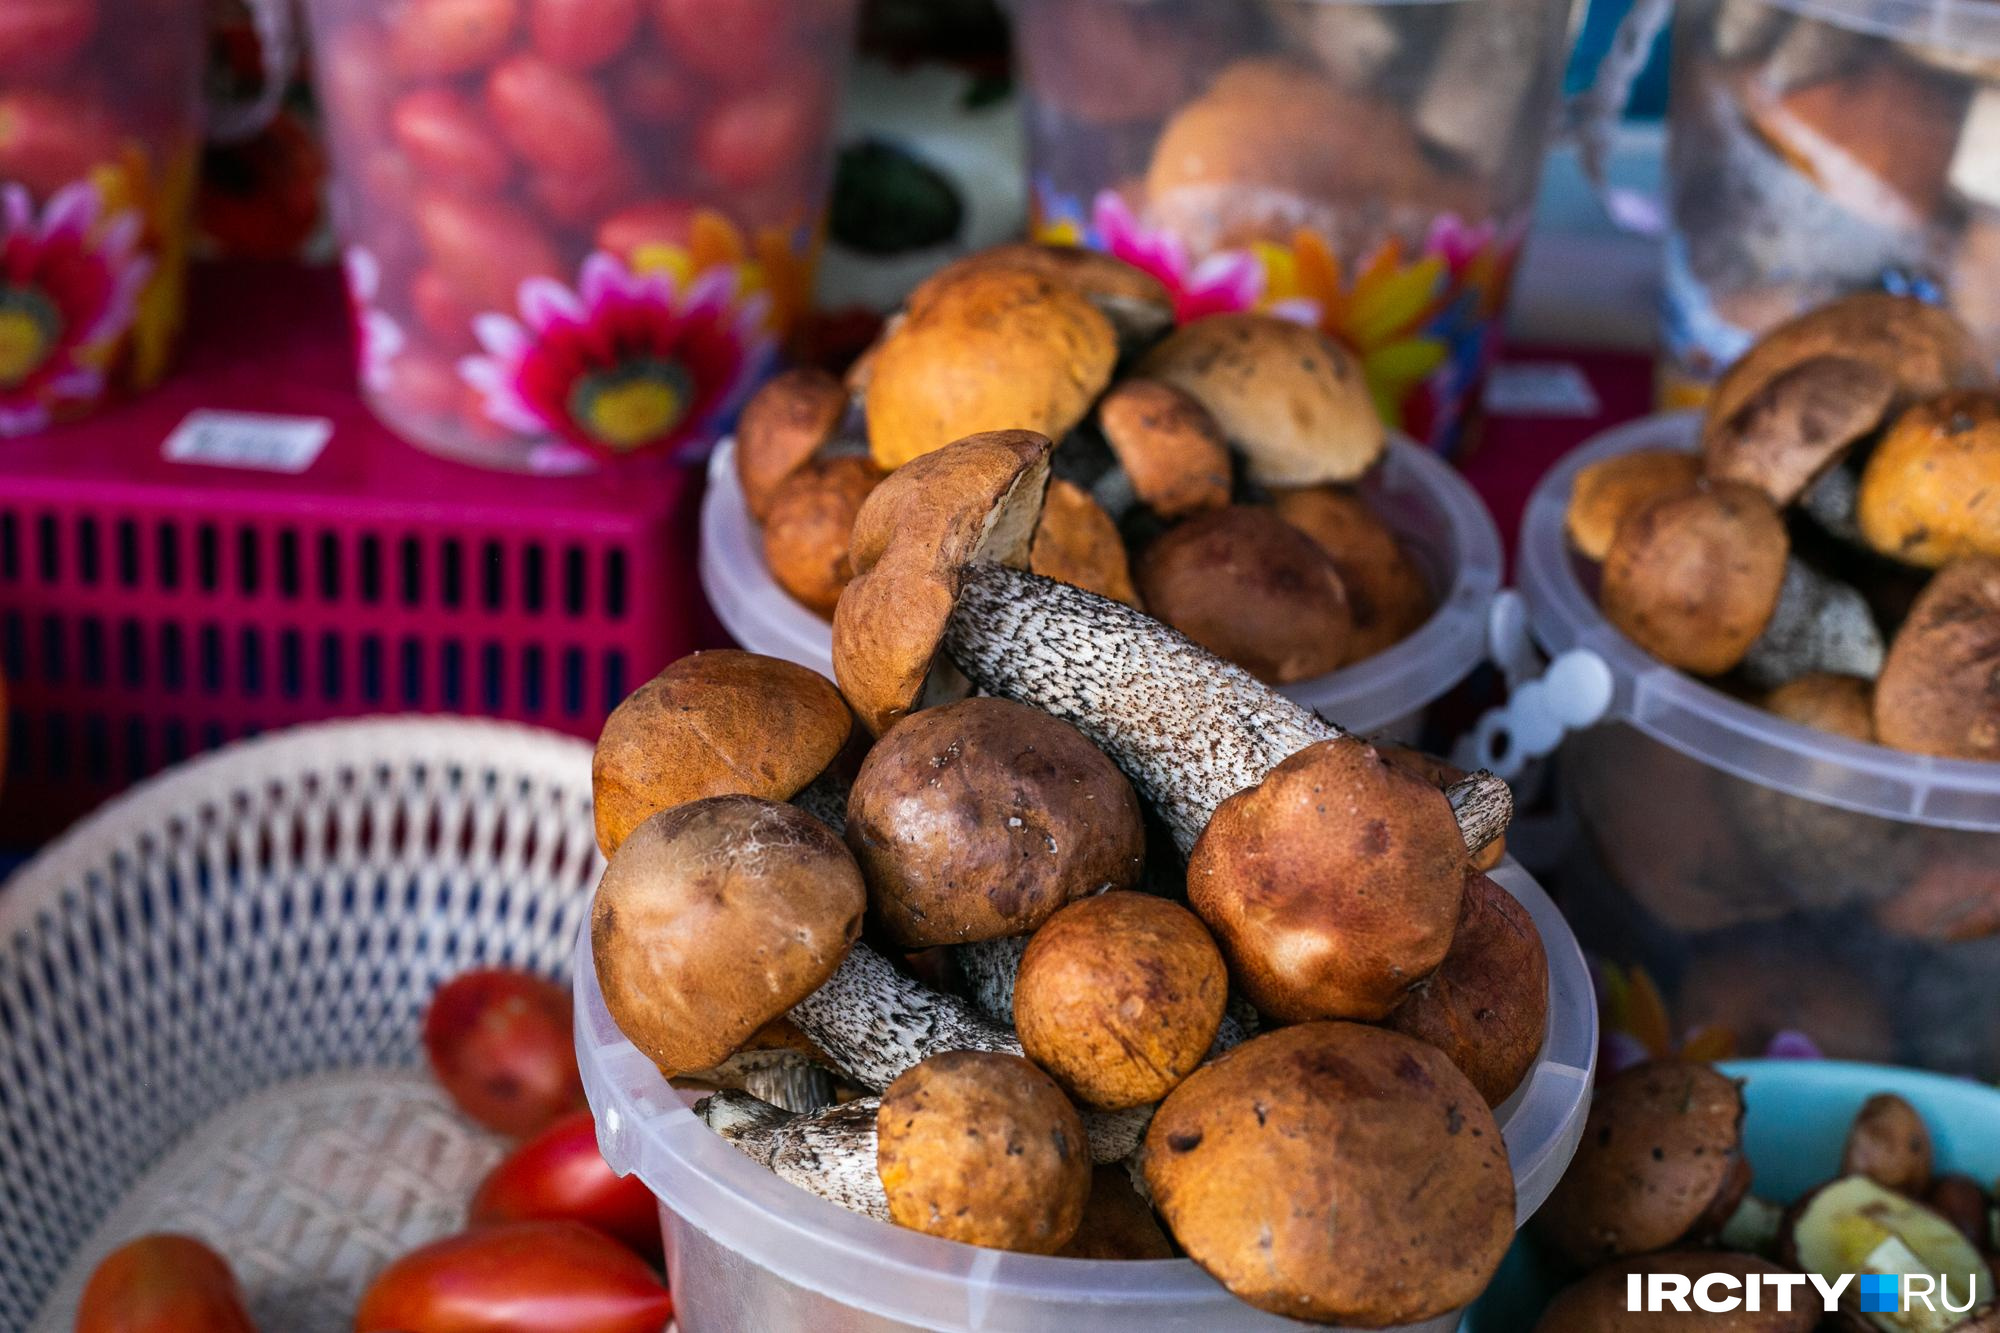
589, 431, 1542, 1323
1531, 1060, 1999, 1333
733, 240, 1438, 686
1566, 292, 2000, 762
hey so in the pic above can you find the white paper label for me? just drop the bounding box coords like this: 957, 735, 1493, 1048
1484, 362, 1602, 418
163, 411, 333, 474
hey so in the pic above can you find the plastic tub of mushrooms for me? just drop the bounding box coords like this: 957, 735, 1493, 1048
1510, 294, 2000, 1078
594, 432, 1594, 1330
699, 244, 1502, 745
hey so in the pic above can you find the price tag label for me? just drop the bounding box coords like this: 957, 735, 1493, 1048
1484, 362, 1602, 419
163, 411, 333, 474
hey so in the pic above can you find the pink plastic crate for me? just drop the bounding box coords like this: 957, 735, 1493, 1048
0, 263, 706, 841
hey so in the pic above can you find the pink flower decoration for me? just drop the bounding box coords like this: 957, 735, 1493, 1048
0, 180, 150, 435
342, 246, 406, 395
460, 251, 771, 468
1091, 191, 1318, 325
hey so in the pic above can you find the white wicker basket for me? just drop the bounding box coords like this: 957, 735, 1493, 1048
0, 718, 603, 1331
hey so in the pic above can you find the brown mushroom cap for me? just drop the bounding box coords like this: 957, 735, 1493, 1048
1186, 738, 1468, 1022
906, 242, 1173, 348
1840, 1092, 1933, 1195
876, 1050, 1090, 1254
1566, 448, 1705, 562
1137, 313, 1384, 488
592, 650, 853, 855
1377, 743, 1506, 871
1874, 859, 2000, 943
1385, 872, 1549, 1108
1031, 478, 1142, 607
762, 454, 883, 618
832, 431, 1052, 735
1704, 294, 1988, 440
737, 367, 848, 522
1142, 1022, 1513, 1326
1858, 391, 2000, 567
1873, 557, 2000, 759
1058, 1166, 1178, 1260
1763, 672, 1875, 743
1135, 505, 1353, 685
1095, 378, 1233, 519
1533, 1252, 1817, 1333
591, 796, 865, 1074
844, 697, 1145, 948
1535, 1061, 1750, 1269
1599, 480, 1791, 676
1015, 891, 1227, 1111
1702, 355, 1897, 506
1271, 484, 1435, 664
864, 268, 1117, 471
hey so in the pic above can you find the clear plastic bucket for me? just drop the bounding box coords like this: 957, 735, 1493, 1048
699, 435, 1503, 744
1517, 413, 2000, 1076
1662, 0, 2000, 401
574, 858, 1596, 1333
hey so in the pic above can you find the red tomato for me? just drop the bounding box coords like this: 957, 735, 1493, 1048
414, 191, 562, 314
695, 79, 823, 192
76, 1234, 256, 1333
392, 88, 514, 194
318, 25, 396, 145
410, 268, 477, 349
0, 89, 121, 196
610, 53, 698, 128
470, 1110, 661, 1262
529, 0, 640, 72
529, 152, 641, 229
390, 0, 518, 80
0, 0, 97, 79
356, 1222, 671, 1333
377, 353, 465, 421
487, 54, 621, 177
651, 0, 795, 84
593, 199, 696, 261
423, 968, 584, 1137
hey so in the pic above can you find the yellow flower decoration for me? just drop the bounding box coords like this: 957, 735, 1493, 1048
628, 208, 820, 339
1274, 230, 1450, 430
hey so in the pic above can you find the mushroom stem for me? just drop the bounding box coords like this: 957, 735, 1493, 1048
697, 1091, 892, 1221
687, 1048, 839, 1114
1740, 558, 1885, 690
946, 563, 1510, 854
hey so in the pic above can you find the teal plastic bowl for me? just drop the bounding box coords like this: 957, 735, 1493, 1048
1466, 1060, 2000, 1332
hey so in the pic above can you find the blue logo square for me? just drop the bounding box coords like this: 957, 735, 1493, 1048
1858, 1274, 1900, 1313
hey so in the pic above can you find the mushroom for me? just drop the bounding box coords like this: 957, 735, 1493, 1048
1378, 743, 1506, 872
1013, 891, 1227, 1110
762, 454, 883, 618
1873, 557, 2000, 759
1702, 354, 1897, 506
1186, 737, 1468, 1022
1142, 1022, 1514, 1326
904, 242, 1173, 349
1137, 313, 1385, 488
1858, 391, 2000, 567
1134, 505, 1353, 684
699, 1090, 891, 1221
1875, 860, 2000, 944
1059, 1166, 1177, 1260
1272, 484, 1435, 663
1676, 933, 1897, 1065
1566, 448, 1704, 562
1031, 478, 1142, 607
679, 1019, 841, 1113
1536, 1061, 1751, 1270
863, 267, 1117, 470
1738, 556, 1887, 690
876, 1050, 1092, 1254
591, 796, 865, 1075
1786, 1176, 1996, 1329
591, 650, 853, 855
1763, 671, 1875, 742
1924, 1176, 1993, 1252
1384, 871, 1549, 1107
1094, 378, 1234, 520
1533, 1252, 1817, 1333
843, 696, 1146, 948
1842, 1093, 1934, 1196
736, 367, 849, 522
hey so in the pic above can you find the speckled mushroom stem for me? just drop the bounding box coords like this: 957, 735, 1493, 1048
946, 563, 1511, 855
786, 942, 1146, 1163
688, 1048, 839, 1114
698, 1091, 892, 1221
1740, 559, 1885, 691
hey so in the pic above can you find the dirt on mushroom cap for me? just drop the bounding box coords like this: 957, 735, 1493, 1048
1857, 391, 2000, 568
1142, 1022, 1513, 1327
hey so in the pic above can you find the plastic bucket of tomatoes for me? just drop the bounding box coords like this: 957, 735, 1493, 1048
303, 0, 861, 474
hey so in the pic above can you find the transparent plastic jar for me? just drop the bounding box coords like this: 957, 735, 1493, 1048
0, 0, 203, 435
1662, 0, 2000, 402
303, 0, 859, 472
1011, 0, 1573, 451
1519, 414, 2000, 1077
574, 858, 1597, 1333
699, 434, 1503, 744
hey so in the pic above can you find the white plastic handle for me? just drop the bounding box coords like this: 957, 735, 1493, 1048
206, 0, 300, 145
1453, 591, 1614, 779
